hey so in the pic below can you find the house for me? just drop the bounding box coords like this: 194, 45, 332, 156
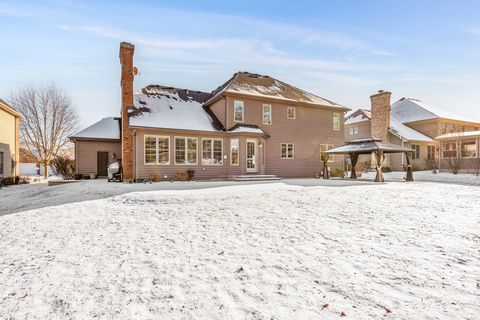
345, 92, 480, 171
436, 131, 480, 172
0, 98, 21, 178
70, 42, 349, 180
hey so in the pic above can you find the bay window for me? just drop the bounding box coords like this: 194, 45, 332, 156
461, 140, 476, 158
442, 142, 457, 158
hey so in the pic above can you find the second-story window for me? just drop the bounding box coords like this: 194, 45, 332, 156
333, 112, 341, 131
234, 100, 244, 122
287, 107, 296, 119
263, 104, 272, 125
348, 126, 358, 135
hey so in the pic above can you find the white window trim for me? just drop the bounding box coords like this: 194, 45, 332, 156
263, 104, 272, 125
333, 112, 341, 131
287, 107, 296, 119
281, 143, 294, 159
144, 135, 170, 165
460, 140, 477, 158
201, 138, 224, 166
411, 144, 420, 160
230, 138, 240, 166
174, 136, 198, 165
321, 144, 335, 162
234, 100, 244, 123
441, 141, 457, 159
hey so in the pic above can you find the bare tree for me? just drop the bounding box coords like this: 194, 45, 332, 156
9, 84, 78, 178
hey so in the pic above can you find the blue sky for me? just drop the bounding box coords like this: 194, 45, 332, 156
1, 0, 480, 127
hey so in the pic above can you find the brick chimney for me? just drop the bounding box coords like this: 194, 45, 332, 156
119, 42, 135, 181
370, 90, 391, 142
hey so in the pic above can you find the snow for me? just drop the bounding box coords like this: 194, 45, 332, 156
70, 117, 120, 140
129, 92, 218, 132
1, 181, 479, 319
391, 98, 476, 123
345, 114, 368, 124
436, 130, 480, 140
361, 170, 480, 186
228, 126, 264, 134
389, 116, 434, 142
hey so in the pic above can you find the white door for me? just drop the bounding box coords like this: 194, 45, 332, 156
246, 139, 257, 173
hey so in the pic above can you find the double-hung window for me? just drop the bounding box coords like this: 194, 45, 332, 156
175, 137, 197, 164
348, 126, 359, 135
411, 144, 420, 160
144, 135, 170, 165
230, 139, 239, 165
427, 145, 435, 160
442, 142, 457, 158
461, 140, 476, 158
287, 107, 296, 119
263, 104, 272, 125
333, 112, 341, 131
281, 143, 294, 159
202, 138, 223, 165
234, 100, 244, 122
320, 144, 334, 162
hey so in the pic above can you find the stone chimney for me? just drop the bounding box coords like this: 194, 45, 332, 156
370, 90, 391, 142
119, 42, 135, 181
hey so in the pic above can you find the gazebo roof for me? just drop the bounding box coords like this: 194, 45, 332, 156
324, 137, 414, 155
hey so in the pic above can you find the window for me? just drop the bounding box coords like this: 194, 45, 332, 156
0, 151, 3, 174
144, 136, 170, 164
348, 126, 359, 135
234, 100, 244, 122
287, 107, 296, 119
427, 145, 435, 160
281, 143, 294, 159
320, 144, 334, 162
461, 140, 476, 158
230, 139, 239, 165
263, 104, 272, 125
333, 112, 341, 131
411, 144, 420, 160
175, 137, 197, 164
442, 142, 457, 158
202, 138, 223, 165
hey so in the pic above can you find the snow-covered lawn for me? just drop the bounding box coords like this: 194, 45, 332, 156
1, 182, 479, 319
361, 170, 480, 186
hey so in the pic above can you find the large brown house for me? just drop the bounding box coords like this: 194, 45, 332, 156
345, 92, 480, 171
0, 98, 21, 178
70, 42, 348, 180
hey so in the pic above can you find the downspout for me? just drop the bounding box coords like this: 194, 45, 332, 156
132, 129, 136, 182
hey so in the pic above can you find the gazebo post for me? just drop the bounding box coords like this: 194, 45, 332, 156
374, 150, 385, 182
322, 153, 330, 179
349, 153, 358, 179
405, 152, 414, 182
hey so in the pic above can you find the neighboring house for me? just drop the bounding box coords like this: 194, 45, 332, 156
345, 92, 480, 171
69, 117, 121, 177
0, 98, 21, 178
70, 42, 348, 180
19, 147, 39, 176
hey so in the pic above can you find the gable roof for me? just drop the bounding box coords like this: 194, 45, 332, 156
345, 109, 371, 124
345, 107, 434, 142
70, 117, 121, 141
0, 98, 21, 118
207, 71, 347, 110
129, 86, 222, 132
391, 97, 474, 123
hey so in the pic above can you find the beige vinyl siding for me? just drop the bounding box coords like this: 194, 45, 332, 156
74, 140, 121, 176
345, 122, 371, 142
225, 95, 344, 177
208, 98, 226, 127
0, 108, 17, 176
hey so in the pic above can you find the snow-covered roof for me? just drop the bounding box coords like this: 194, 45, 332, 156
389, 116, 434, 142
345, 109, 371, 124
436, 130, 480, 140
324, 137, 414, 155
129, 86, 220, 132
208, 72, 347, 110
391, 98, 475, 123
70, 117, 120, 140
227, 125, 265, 134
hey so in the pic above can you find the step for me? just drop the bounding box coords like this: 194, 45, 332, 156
233, 175, 281, 181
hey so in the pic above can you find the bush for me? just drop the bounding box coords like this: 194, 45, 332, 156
331, 169, 344, 178
51, 156, 75, 180
381, 166, 392, 173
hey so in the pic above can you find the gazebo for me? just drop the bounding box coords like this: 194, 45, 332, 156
322, 137, 415, 182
